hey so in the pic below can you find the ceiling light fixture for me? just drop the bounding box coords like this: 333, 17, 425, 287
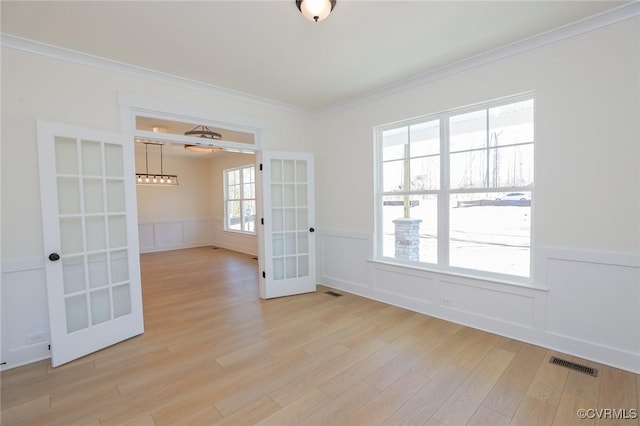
136, 142, 179, 186
296, 0, 336, 22
184, 145, 223, 153
184, 125, 222, 140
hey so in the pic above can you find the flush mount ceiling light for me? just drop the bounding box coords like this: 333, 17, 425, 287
184, 145, 223, 153
296, 0, 336, 22
136, 142, 178, 186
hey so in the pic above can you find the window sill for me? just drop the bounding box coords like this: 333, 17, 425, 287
367, 258, 548, 292
223, 229, 257, 237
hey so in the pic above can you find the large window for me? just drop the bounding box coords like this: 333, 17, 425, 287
224, 165, 256, 233
377, 96, 534, 278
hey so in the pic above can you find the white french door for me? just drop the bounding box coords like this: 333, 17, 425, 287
260, 151, 316, 298
37, 121, 143, 367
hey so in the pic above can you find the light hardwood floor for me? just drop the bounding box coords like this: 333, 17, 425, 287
1, 247, 638, 425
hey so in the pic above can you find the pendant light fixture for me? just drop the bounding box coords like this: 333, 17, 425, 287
136, 142, 179, 186
184, 124, 223, 153
296, 0, 336, 22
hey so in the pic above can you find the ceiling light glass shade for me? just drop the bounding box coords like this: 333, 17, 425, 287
184, 145, 223, 153
296, 0, 336, 22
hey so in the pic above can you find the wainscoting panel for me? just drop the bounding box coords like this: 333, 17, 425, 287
320, 231, 371, 290
318, 230, 640, 373
440, 280, 535, 328
138, 219, 214, 253
374, 265, 434, 305
1, 261, 51, 370
210, 219, 258, 256
546, 256, 640, 356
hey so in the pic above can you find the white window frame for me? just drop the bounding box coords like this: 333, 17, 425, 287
224, 164, 256, 234
375, 93, 535, 282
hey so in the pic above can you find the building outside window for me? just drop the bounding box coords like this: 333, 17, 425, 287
377, 96, 534, 278
224, 165, 256, 233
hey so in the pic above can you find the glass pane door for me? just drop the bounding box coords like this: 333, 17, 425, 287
38, 121, 143, 367
261, 152, 315, 299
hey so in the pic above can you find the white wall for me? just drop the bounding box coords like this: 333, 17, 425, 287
316, 17, 640, 373
209, 152, 258, 256
136, 148, 214, 253
0, 45, 311, 368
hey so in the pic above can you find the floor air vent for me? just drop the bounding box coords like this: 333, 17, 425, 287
549, 356, 598, 377
324, 291, 343, 297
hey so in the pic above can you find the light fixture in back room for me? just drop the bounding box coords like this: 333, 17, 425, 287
136, 142, 179, 186
184, 124, 223, 153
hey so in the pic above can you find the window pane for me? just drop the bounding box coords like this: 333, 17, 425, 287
227, 201, 241, 230
410, 120, 439, 157
243, 183, 255, 199
81, 141, 102, 176
450, 150, 487, 189
225, 166, 256, 233
450, 109, 487, 153
382, 160, 405, 192
228, 184, 240, 200
489, 99, 534, 146
410, 157, 439, 190
242, 200, 256, 232
490, 145, 534, 188
449, 192, 530, 276
382, 127, 407, 161
381, 195, 437, 264
243, 166, 254, 184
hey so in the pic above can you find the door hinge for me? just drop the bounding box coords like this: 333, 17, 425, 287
262, 271, 266, 279
259, 163, 263, 171
261, 218, 264, 225
48, 344, 51, 351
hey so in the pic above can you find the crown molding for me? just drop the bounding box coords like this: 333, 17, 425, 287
319, 1, 640, 116
2, 1, 638, 117
0, 33, 313, 116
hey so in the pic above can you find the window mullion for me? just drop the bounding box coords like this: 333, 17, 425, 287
439, 116, 450, 267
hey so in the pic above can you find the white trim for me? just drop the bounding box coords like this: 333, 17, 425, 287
0, 33, 310, 115
321, 2, 640, 114
367, 258, 547, 292
374, 94, 536, 281
2, 2, 638, 114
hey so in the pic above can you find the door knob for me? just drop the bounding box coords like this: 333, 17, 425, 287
309, 227, 315, 233
48, 253, 60, 262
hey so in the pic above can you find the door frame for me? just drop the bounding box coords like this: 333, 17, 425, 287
117, 92, 300, 300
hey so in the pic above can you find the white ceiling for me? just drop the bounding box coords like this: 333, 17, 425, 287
1, 1, 629, 111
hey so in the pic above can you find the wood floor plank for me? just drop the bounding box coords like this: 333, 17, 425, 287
382, 362, 470, 425
1, 247, 638, 426
467, 405, 511, 426
254, 390, 331, 426
511, 395, 559, 426
346, 369, 430, 424
480, 342, 547, 418
430, 347, 515, 425
596, 366, 639, 426
526, 350, 571, 406
302, 381, 381, 425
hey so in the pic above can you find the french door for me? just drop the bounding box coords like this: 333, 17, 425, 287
37, 121, 143, 367
260, 151, 316, 298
